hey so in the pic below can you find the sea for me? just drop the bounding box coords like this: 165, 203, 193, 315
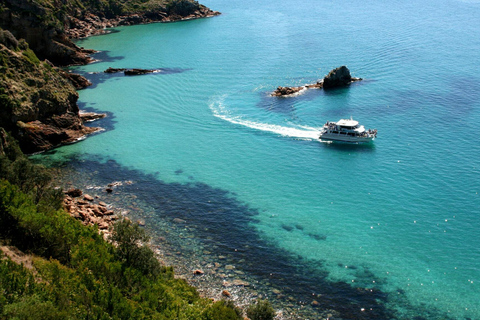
34, 0, 480, 318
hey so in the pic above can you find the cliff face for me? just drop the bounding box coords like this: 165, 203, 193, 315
0, 29, 97, 154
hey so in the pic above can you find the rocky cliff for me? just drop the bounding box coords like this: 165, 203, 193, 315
0, 29, 99, 154
0, 0, 219, 153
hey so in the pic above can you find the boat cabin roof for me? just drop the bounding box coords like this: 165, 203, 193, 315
336, 119, 359, 127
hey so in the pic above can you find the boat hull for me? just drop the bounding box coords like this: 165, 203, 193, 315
319, 133, 375, 143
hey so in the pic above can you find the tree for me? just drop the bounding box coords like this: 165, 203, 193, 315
111, 219, 162, 277
246, 299, 275, 320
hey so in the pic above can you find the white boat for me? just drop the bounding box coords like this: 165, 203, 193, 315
319, 117, 377, 143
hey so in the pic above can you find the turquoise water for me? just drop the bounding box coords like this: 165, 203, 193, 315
43, 0, 480, 318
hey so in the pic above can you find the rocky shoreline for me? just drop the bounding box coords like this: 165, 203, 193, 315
65, 7, 220, 40
64, 188, 119, 234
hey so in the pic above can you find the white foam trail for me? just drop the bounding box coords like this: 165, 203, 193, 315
210, 98, 321, 140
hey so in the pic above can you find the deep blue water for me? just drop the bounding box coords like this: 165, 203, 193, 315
38, 0, 480, 318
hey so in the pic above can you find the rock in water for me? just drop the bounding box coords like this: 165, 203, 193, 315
322, 66, 355, 89
271, 86, 304, 96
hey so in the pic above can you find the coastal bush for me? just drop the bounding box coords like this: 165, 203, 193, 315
0, 181, 78, 262
202, 300, 243, 320
0, 132, 63, 211
22, 49, 41, 66
246, 299, 276, 320
111, 218, 164, 278
0, 254, 37, 307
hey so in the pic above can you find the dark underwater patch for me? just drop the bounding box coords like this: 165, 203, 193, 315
36, 154, 428, 320
281, 224, 294, 232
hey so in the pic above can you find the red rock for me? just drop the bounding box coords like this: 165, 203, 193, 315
222, 290, 231, 297
99, 222, 109, 230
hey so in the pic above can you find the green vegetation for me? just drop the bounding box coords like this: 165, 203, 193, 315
246, 299, 276, 320
22, 49, 41, 66
0, 132, 245, 319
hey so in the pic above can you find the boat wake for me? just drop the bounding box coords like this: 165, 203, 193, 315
209, 97, 321, 140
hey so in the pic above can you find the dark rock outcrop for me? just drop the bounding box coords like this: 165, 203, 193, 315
322, 66, 362, 89
59, 69, 92, 89
105, 67, 127, 73
165, 0, 220, 21
66, 188, 83, 198
124, 69, 155, 76
105, 67, 159, 75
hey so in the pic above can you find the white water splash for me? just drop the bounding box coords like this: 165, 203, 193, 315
209, 97, 321, 140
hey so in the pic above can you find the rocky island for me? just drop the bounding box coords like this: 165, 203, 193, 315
271, 65, 363, 97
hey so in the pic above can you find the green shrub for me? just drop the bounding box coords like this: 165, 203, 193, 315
2, 294, 66, 320
246, 299, 275, 320
111, 218, 163, 278
202, 300, 243, 320
22, 48, 40, 66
